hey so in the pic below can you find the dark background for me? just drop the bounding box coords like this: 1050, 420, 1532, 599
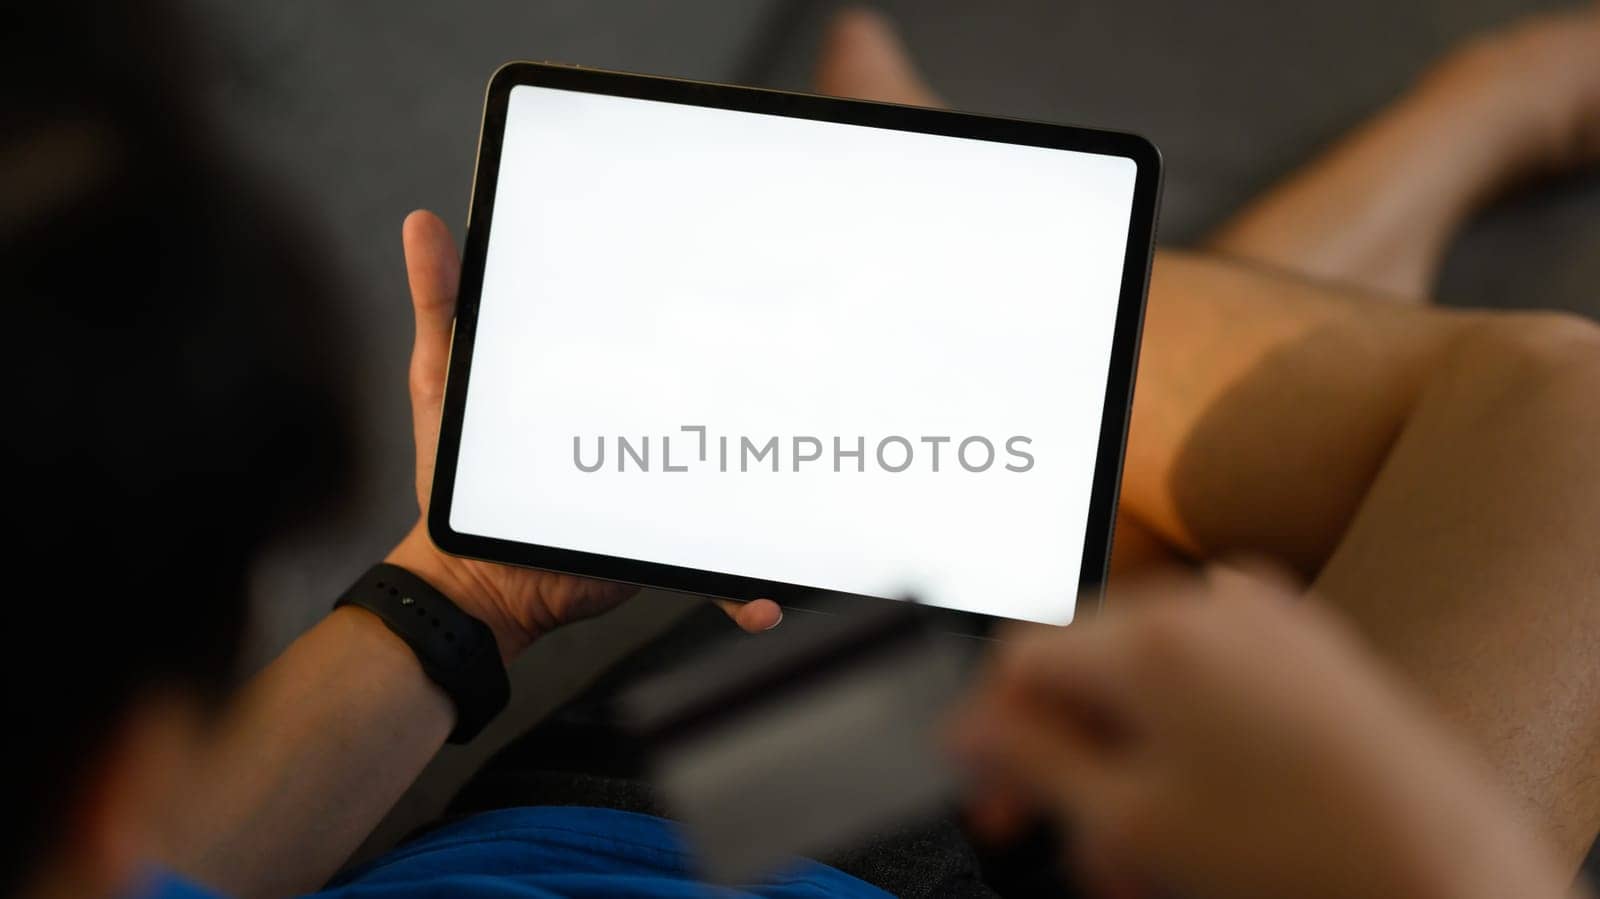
180, 0, 1600, 865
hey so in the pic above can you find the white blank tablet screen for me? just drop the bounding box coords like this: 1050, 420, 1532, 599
449, 84, 1138, 625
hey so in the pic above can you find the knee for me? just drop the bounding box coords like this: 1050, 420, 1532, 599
1513, 311, 1600, 357
1443, 311, 1600, 415
1461, 310, 1600, 361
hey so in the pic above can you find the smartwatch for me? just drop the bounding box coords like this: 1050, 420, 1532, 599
335, 563, 511, 743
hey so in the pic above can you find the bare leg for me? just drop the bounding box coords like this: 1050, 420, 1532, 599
1208, 5, 1600, 301
1195, 13, 1600, 853
1125, 256, 1600, 862
1126, 16, 1600, 855
814, 10, 942, 108
1133, 19, 1600, 852
1134, 7, 1600, 577
816, 8, 1600, 864
815, 7, 1600, 571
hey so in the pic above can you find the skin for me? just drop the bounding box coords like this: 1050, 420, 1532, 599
386, 210, 784, 663
950, 568, 1581, 899
153, 211, 782, 899
1207, 5, 1600, 299
781, 11, 1600, 879
815, 0, 1600, 882
1133, 28, 1600, 870
26, 6, 1600, 898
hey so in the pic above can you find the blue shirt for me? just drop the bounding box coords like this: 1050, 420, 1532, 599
139, 806, 888, 898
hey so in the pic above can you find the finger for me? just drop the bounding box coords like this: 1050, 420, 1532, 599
1070, 836, 1151, 899
401, 210, 461, 504
962, 782, 1035, 844
403, 209, 460, 411
713, 597, 784, 633
949, 696, 1123, 819
994, 565, 1230, 700
1204, 556, 1303, 597
813, 8, 944, 107
991, 620, 1137, 715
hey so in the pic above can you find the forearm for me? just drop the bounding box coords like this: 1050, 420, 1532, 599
165, 607, 454, 899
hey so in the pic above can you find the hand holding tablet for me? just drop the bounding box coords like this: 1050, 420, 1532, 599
427, 63, 1162, 633
387, 210, 785, 651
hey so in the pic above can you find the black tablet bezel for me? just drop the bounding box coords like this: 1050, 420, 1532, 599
428, 61, 1162, 638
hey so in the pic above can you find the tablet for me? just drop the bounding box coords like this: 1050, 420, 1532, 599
429, 62, 1161, 633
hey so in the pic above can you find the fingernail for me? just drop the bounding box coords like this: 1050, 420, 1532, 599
764, 608, 784, 631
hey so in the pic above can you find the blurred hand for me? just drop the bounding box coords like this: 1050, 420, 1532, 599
385, 210, 782, 662
949, 567, 1569, 899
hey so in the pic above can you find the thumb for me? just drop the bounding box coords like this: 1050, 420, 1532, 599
814, 8, 945, 107
401, 209, 461, 509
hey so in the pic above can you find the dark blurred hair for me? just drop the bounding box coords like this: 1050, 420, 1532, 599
3, 1, 354, 890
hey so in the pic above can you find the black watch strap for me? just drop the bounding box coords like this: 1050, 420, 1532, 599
335, 563, 510, 744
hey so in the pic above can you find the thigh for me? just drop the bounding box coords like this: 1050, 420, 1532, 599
1119, 252, 1468, 575
1312, 315, 1600, 864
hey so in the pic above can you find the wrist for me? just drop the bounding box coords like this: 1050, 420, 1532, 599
384, 527, 533, 665
326, 604, 456, 720
337, 560, 514, 743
